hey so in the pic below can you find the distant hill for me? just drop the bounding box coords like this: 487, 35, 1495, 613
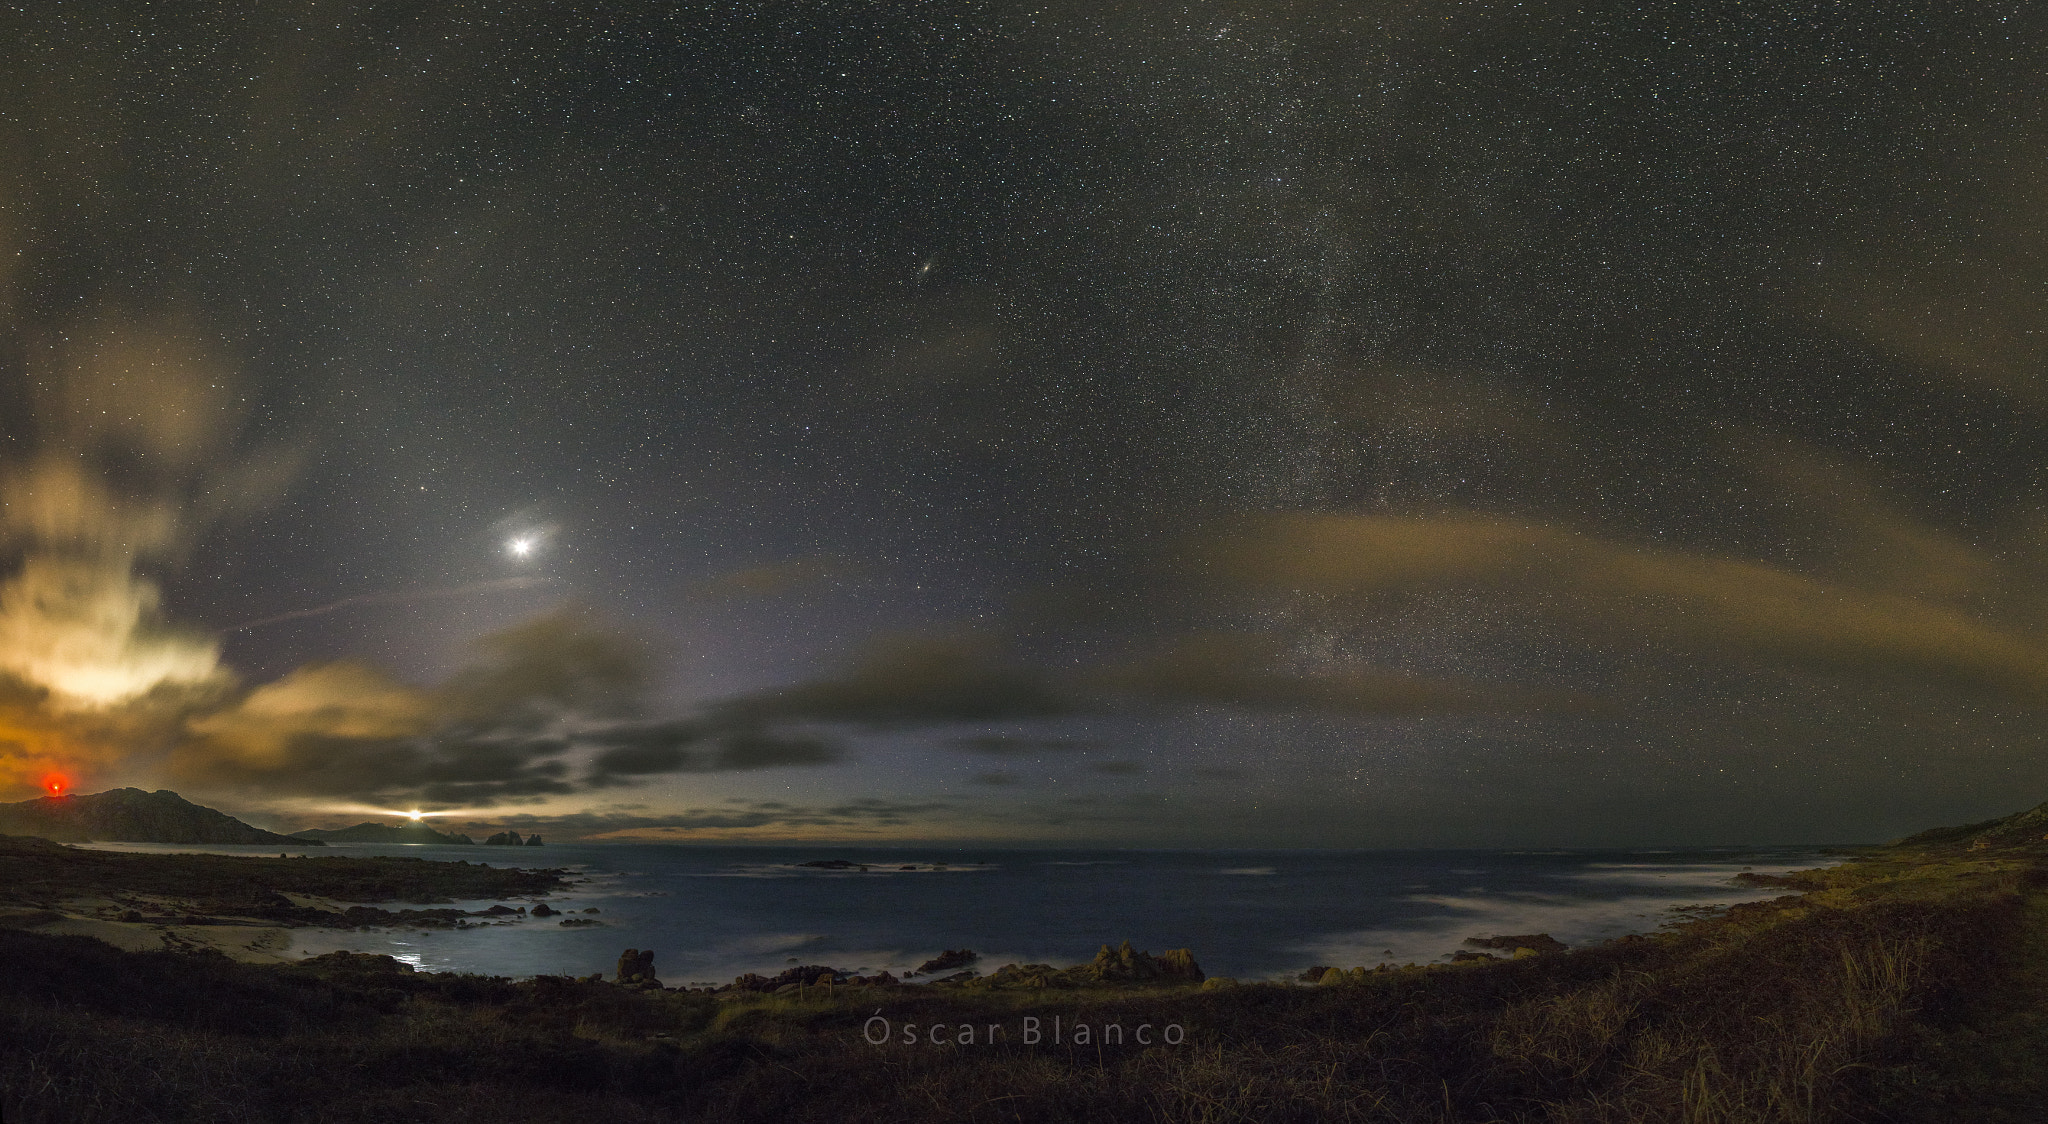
290, 822, 475, 845
0, 789, 318, 846
1895, 801, 2048, 849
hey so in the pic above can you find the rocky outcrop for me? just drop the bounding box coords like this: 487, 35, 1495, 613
524, 835, 544, 846
616, 948, 659, 987
956, 941, 1205, 991
0, 789, 318, 846
530, 903, 557, 917
1067, 940, 1204, 984
484, 831, 525, 846
969, 962, 1061, 989
728, 964, 844, 992
913, 948, 978, 974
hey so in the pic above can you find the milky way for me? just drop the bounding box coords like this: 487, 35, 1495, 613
2, 2, 2043, 845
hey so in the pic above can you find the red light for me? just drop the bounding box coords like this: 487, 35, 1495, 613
40, 772, 70, 797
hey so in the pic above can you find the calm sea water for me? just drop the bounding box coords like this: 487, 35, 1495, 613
85, 842, 1839, 984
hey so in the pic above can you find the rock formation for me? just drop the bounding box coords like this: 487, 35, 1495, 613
913, 948, 978, 974
1067, 940, 1204, 984
616, 948, 658, 987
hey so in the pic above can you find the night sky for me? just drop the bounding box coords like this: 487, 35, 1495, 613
3, 1, 2046, 846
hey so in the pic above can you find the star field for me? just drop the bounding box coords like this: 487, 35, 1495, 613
2, 1, 2046, 844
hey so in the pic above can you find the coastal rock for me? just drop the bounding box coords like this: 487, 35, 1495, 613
1156, 948, 1204, 981
1450, 950, 1501, 963
724, 964, 847, 992
1070, 940, 1204, 984
914, 948, 978, 973
530, 903, 557, 917
616, 948, 658, 986
1298, 965, 1333, 983
524, 835, 544, 846
296, 951, 415, 973
484, 831, 526, 846
843, 970, 899, 987
971, 963, 1063, 989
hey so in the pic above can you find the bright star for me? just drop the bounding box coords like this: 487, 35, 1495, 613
509, 536, 534, 557
406, 810, 423, 821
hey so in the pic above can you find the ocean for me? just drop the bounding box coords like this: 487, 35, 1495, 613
84, 842, 1837, 984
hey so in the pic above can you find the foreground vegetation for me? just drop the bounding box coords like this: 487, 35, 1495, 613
10, 820, 2048, 1121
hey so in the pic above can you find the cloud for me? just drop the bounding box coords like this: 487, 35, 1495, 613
582, 722, 842, 786
0, 557, 224, 709
710, 631, 1073, 727
173, 658, 570, 805
174, 608, 857, 806
950, 734, 1092, 755
1200, 513, 2048, 702
431, 798, 958, 840
173, 610, 662, 806
714, 627, 1556, 737
0, 306, 315, 724
1088, 632, 1558, 716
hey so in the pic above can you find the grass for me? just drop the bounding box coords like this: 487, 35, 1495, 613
4, 837, 2048, 1121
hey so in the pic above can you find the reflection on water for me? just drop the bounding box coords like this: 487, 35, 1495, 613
80, 841, 1839, 982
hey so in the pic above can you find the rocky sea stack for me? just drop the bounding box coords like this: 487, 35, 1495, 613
483, 831, 541, 846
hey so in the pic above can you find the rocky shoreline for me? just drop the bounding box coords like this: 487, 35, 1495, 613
0, 833, 577, 964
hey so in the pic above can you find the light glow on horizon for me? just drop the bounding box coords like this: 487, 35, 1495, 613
308, 802, 458, 821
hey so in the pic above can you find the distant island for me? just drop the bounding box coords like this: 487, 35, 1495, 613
290, 822, 476, 845
286, 824, 545, 846
0, 788, 318, 846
